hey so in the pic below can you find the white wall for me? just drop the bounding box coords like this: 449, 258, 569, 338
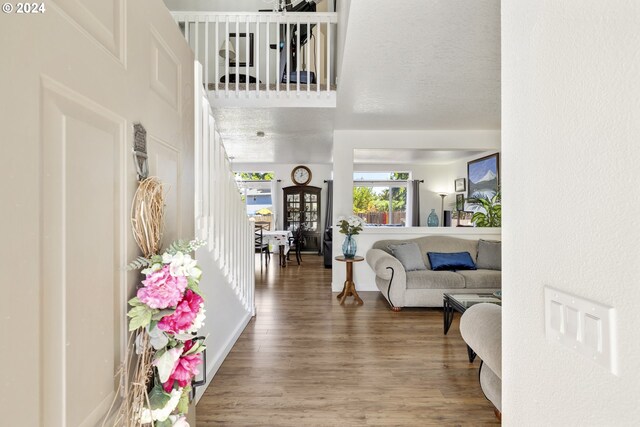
332, 130, 501, 291
503, 1, 640, 424
233, 162, 332, 231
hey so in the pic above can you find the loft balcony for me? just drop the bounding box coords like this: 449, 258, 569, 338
172, 11, 338, 108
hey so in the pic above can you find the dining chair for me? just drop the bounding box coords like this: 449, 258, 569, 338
255, 225, 270, 267
287, 226, 304, 265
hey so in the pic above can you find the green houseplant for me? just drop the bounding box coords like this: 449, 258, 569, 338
468, 190, 501, 227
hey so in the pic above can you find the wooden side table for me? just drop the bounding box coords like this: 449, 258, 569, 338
335, 255, 364, 305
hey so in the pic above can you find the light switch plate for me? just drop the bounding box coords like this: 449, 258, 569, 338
544, 286, 617, 375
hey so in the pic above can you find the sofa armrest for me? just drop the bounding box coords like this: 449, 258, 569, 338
366, 249, 407, 308
460, 303, 502, 378
366, 249, 403, 279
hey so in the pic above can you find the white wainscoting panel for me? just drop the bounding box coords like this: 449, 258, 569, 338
50, 0, 125, 64
148, 134, 182, 245
150, 25, 182, 111
41, 77, 126, 426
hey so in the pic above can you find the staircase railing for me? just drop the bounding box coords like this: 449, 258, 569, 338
194, 64, 255, 315
172, 11, 337, 98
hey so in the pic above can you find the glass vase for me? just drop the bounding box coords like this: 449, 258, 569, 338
427, 209, 439, 227
342, 234, 357, 258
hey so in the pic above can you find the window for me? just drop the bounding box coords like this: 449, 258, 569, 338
353, 172, 409, 226
235, 172, 275, 229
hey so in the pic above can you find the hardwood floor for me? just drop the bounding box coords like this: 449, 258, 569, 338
197, 255, 499, 426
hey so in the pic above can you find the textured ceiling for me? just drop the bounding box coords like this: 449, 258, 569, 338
335, 0, 501, 130
212, 108, 335, 163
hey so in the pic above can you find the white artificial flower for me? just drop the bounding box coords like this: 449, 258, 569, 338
139, 388, 183, 423
190, 266, 202, 280
162, 252, 173, 264
187, 305, 206, 334
168, 252, 199, 277
169, 415, 190, 427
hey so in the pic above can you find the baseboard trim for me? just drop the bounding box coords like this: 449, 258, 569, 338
194, 310, 252, 403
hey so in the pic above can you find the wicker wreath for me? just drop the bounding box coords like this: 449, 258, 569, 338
131, 177, 165, 257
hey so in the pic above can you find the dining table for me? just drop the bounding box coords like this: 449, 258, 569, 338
262, 230, 293, 267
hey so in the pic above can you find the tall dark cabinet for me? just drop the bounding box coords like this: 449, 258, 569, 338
283, 185, 321, 252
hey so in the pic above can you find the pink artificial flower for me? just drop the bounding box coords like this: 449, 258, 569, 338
137, 265, 187, 309
162, 339, 202, 392
157, 290, 204, 333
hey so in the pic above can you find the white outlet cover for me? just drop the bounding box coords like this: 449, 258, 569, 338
544, 286, 617, 376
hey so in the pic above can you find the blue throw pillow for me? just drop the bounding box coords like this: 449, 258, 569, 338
427, 252, 477, 271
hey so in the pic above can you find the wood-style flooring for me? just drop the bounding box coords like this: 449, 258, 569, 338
196, 254, 499, 426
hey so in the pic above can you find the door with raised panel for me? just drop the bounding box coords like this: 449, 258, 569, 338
0, 1, 194, 424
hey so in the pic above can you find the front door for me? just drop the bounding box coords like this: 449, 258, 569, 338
1, 3, 194, 424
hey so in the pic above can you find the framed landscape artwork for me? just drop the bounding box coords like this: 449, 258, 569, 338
467, 153, 500, 198
454, 178, 466, 192
456, 194, 465, 211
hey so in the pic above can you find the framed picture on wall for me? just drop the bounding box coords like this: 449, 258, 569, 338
457, 211, 474, 227
467, 153, 500, 198
454, 178, 466, 192
228, 33, 254, 67
456, 194, 465, 211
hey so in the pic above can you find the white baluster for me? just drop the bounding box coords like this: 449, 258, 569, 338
327, 21, 331, 95
195, 16, 200, 63
245, 16, 250, 94
256, 16, 260, 98
215, 16, 219, 95
316, 19, 321, 95
296, 20, 300, 93
286, 21, 290, 92
307, 22, 311, 94
276, 16, 280, 93
225, 17, 229, 94
204, 16, 209, 91
185, 17, 190, 46
235, 16, 239, 96
266, 15, 270, 96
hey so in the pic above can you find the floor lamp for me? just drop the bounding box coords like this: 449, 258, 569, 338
439, 193, 448, 226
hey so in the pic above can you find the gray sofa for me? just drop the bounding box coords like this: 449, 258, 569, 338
365, 236, 501, 310
460, 303, 502, 414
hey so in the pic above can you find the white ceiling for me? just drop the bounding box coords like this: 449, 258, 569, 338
175, 0, 501, 163
336, 0, 501, 130
212, 108, 335, 163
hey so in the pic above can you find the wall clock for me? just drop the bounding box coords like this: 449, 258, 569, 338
291, 165, 312, 186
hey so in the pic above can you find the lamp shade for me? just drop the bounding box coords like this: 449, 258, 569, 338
219, 40, 236, 61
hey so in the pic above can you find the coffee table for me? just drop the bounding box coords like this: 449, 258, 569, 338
443, 292, 501, 362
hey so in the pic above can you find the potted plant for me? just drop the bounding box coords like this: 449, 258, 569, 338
336, 215, 365, 258
467, 190, 501, 227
